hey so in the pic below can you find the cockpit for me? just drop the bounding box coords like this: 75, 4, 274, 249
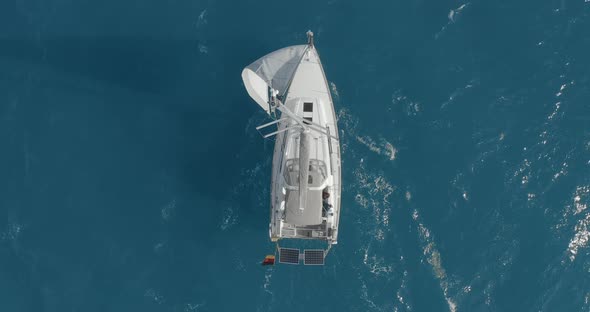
283, 159, 328, 189
282, 159, 328, 226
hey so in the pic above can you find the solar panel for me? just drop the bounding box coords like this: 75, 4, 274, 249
304, 249, 325, 265
279, 248, 300, 264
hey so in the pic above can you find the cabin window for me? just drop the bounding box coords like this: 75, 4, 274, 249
303, 102, 313, 112
303, 117, 312, 124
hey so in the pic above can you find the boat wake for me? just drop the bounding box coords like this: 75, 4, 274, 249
435, 3, 471, 39
353, 161, 394, 242
196, 9, 207, 28
341, 109, 409, 309
356, 136, 397, 161
439, 80, 477, 110
255, 267, 276, 312
562, 185, 590, 263
0, 221, 23, 242
362, 243, 394, 277
161, 199, 176, 221
338, 108, 398, 161
391, 90, 421, 117
144, 288, 165, 305
411, 207, 458, 312
566, 212, 590, 262
183, 302, 206, 312
330, 81, 340, 101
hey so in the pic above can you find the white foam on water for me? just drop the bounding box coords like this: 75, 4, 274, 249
566, 212, 590, 262
153, 241, 166, 253
435, 3, 471, 39
352, 163, 402, 309
511, 158, 531, 185
184, 302, 206, 312
1, 222, 23, 242
549, 184, 590, 264
484, 281, 494, 306
574, 186, 590, 215
405, 191, 412, 201
372, 176, 395, 204
406, 101, 421, 116
356, 135, 383, 155
413, 208, 458, 312
462, 191, 469, 201
198, 44, 208, 54
450, 172, 471, 205
356, 136, 398, 161
362, 245, 394, 276
440, 80, 477, 109
339, 107, 397, 161
555, 80, 575, 97
262, 268, 274, 295
547, 102, 561, 120
161, 199, 175, 221
220, 205, 238, 231
196, 9, 207, 28
234, 256, 246, 272
394, 269, 413, 311
385, 142, 397, 160
342, 109, 412, 307
353, 168, 394, 241
144, 288, 165, 305
554, 184, 590, 232
359, 277, 381, 311
256, 267, 276, 312
552, 161, 568, 182
556, 84, 566, 97
330, 81, 340, 100
355, 193, 369, 209
391, 90, 421, 117
337, 108, 359, 134
448, 3, 469, 23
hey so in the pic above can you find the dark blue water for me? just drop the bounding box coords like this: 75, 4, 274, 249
1, 0, 590, 311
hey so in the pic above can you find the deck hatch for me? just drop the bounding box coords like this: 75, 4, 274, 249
303, 249, 325, 265
279, 248, 300, 264
303, 102, 313, 112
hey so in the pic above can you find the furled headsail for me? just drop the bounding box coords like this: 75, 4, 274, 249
241, 45, 309, 114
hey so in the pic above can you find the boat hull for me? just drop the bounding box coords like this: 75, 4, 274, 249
269, 45, 341, 245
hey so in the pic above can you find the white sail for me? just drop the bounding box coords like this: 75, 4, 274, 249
241, 45, 309, 114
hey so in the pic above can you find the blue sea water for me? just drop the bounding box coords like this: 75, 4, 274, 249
1, 0, 590, 311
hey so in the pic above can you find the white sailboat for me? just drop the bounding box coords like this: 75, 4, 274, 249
242, 31, 341, 265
